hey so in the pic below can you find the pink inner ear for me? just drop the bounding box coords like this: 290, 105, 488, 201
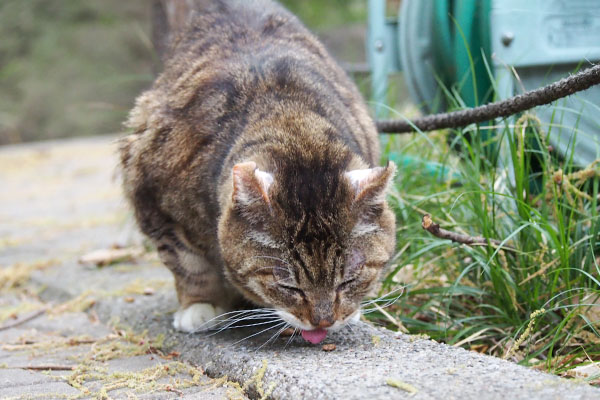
345, 168, 382, 192
232, 161, 257, 196
232, 162, 274, 205
344, 162, 396, 203
254, 169, 274, 197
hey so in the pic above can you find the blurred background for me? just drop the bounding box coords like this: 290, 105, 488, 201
0, 0, 389, 145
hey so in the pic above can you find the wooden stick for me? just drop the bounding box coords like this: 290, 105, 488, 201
17, 365, 75, 371
165, 386, 184, 395
421, 214, 515, 252
0, 309, 46, 332
377, 64, 600, 133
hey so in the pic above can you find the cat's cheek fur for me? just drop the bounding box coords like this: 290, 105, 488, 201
217, 208, 272, 306
277, 310, 314, 331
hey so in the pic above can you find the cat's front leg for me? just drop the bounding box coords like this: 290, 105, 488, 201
156, 236, 237, 332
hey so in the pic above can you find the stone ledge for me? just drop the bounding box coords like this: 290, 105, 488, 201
91, 292, 600, 400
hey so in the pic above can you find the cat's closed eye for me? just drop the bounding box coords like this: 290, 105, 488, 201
277, 283, 305, 296
272, 267, 304, 293
337, 277, 357, 292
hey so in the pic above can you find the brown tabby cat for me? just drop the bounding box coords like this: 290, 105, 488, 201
120, 0, 396, 344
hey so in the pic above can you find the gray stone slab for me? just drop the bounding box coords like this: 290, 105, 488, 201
33, 261, 173, 302
103, 355, 166, 373
94, 374, 235, 400
80, 354, 237, 399
0, 368, 55, 389
0, 347, 87, 368
0, 328, 36, 345
0, 371, 80, 398
105, 385, 235, 400
24, 312, 112, 339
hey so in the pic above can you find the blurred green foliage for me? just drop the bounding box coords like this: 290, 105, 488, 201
0, 0, 154, 144
280, 0, 367, 30
0, 0, 367, 145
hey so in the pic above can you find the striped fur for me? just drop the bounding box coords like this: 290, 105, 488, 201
120, 0, 396, 330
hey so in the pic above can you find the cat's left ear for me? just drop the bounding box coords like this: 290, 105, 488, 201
345, 161, 396, 205
232, 161, 274, 208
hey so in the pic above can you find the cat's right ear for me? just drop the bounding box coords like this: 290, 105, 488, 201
232, 161, 274, 209
345, 161, 396, 206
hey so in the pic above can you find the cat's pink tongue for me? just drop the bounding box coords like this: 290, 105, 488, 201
301, 328, 327, 344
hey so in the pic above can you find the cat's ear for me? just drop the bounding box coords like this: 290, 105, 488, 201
232, 161, 274, 208
345, 161, 396, 205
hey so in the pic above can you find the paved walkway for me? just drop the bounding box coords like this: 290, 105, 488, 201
1, 136, 599, 399
0, 137, 240, 399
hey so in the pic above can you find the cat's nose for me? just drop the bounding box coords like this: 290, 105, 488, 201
317, 319, 333, 329
311, 300, 335, 328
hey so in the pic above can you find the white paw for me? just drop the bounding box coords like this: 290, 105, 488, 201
172, 303, 225, 333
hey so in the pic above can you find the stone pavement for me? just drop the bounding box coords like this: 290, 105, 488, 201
1, 135, 600, 399
0, 137, 242, 399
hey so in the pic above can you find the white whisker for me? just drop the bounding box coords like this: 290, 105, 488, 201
361, 288, 404, 316
284, 328, 298, 349
345, 320, 356, 333
230, 321, 288, 347
207, 318, 282, 336
212, 311, 279, 324
255, 323, 290, 351
361, 286, 406, 306
251, 265, 279, 274
360, 287, 405, 317
189, 308, 278, 334
205, 313, 280, 333
273, 277, 296, 285
361, 301, 398, 314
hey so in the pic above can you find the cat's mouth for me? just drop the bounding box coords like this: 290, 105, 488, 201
301, 328, 328, 344
277, 310, 330, 343
277, 310, 361, 344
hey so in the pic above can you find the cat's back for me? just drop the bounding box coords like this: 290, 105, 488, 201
155, 0, 321, 98
121, 0, 378, 226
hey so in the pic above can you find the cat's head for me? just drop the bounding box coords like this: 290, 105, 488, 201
218, 157, 396, 335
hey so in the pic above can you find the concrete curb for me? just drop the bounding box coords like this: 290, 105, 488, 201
89, 292, 600, 400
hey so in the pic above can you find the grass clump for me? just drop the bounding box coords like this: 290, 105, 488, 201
0, 0, 154, 144
371, 98, 600, 381
0, 259, 56, 291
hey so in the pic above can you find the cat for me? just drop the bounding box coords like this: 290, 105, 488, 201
119, 0, 396, 344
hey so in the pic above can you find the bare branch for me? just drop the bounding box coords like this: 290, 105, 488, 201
421, 214, 515, 252
17, 365, 75, 371
377, 64, 600, 133
0, 309, 46, 332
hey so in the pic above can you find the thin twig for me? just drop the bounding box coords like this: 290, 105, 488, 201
0, 309, 46, 332
373, 303, 408, 333
421, 214, 516, 252
519, 258, 560, 286
377, 63, 600, 133
16, 365, 75, 371
165, 386, 184, 395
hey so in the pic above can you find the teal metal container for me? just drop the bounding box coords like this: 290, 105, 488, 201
491, 0, 600, 165
368, 0, 600, 166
